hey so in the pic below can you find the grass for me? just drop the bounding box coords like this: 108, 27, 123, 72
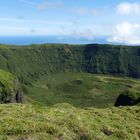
24, 73, 140, 108
1, 43, 140, 86
0, 44, 139, 139
0, 69, 20, 103
0, 103, 139, 140
0, 69, 15, 91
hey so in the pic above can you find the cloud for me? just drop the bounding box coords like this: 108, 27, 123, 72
0, 26, 34, 35
71, 7, 98, 16
37, 0, 63, 10
18, 0, 63, 10
0, 26, 52, 35
17, 16, 26, 20
57, 36, 64, 40
30, 28, 36, 33
117, 2, 140, 15
72, 29, 94, 40
108, 22, 140, 45
91, 10, 98, 16
0, 18, 72, 25
0, 17, 73, 35
18, 0, 38, 6
74, 8, 87, 16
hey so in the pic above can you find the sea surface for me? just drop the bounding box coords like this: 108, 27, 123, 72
0, 35, 107, 45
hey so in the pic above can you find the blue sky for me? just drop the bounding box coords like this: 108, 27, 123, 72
0, 0, 140, 44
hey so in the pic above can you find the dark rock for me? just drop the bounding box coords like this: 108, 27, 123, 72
114, 90, 140, 106
101, 127, 113, 136
135, 97, 140, 105
114, 94, 135, 106
15, 90, 23, 103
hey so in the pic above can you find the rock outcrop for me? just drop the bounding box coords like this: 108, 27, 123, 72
114, 90, 140, 106
0, 69, 23, 103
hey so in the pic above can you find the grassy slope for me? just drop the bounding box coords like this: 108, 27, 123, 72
0, 44, 140, 106
0, 69, 19, 103
0, 69, 15, 91
0, 103, 139, 140
24, 73, 140, 108
0, 44, 139, 139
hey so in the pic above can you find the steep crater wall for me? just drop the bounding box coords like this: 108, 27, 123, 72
0, 44, 140, 84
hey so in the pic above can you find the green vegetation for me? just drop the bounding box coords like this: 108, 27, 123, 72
0, 69, 15, 91
0, 44, 139, 139
24, 72, 140, 107
0, 69, 22, 103
121, 90, 140, 101
0, 43, 139, 106
0, 103, 139, 140
0, 44, 140, 85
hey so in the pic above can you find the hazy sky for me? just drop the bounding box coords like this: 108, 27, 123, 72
0, 0, 140, 44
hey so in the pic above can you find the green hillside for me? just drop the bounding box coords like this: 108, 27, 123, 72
0, 44, 139, 140
24, 72, 140, 107
0, 44, 140, 86
0, 44, 140, 107
0, 103, 139, 140
0, 69, 22, 103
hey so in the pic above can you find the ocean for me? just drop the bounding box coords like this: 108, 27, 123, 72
0, 36, 107, 45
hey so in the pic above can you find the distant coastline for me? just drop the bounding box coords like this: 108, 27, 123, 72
0, 35, 108, 45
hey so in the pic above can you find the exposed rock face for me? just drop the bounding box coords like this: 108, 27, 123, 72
15, 90, 23, 103
0, 90, 23, 103
114, 90, 140, 106
114, 94, 135, 106
135, 98, 140, 105
0, 69, 23, 104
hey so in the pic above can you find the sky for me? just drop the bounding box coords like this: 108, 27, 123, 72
0, 0, 140, 45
